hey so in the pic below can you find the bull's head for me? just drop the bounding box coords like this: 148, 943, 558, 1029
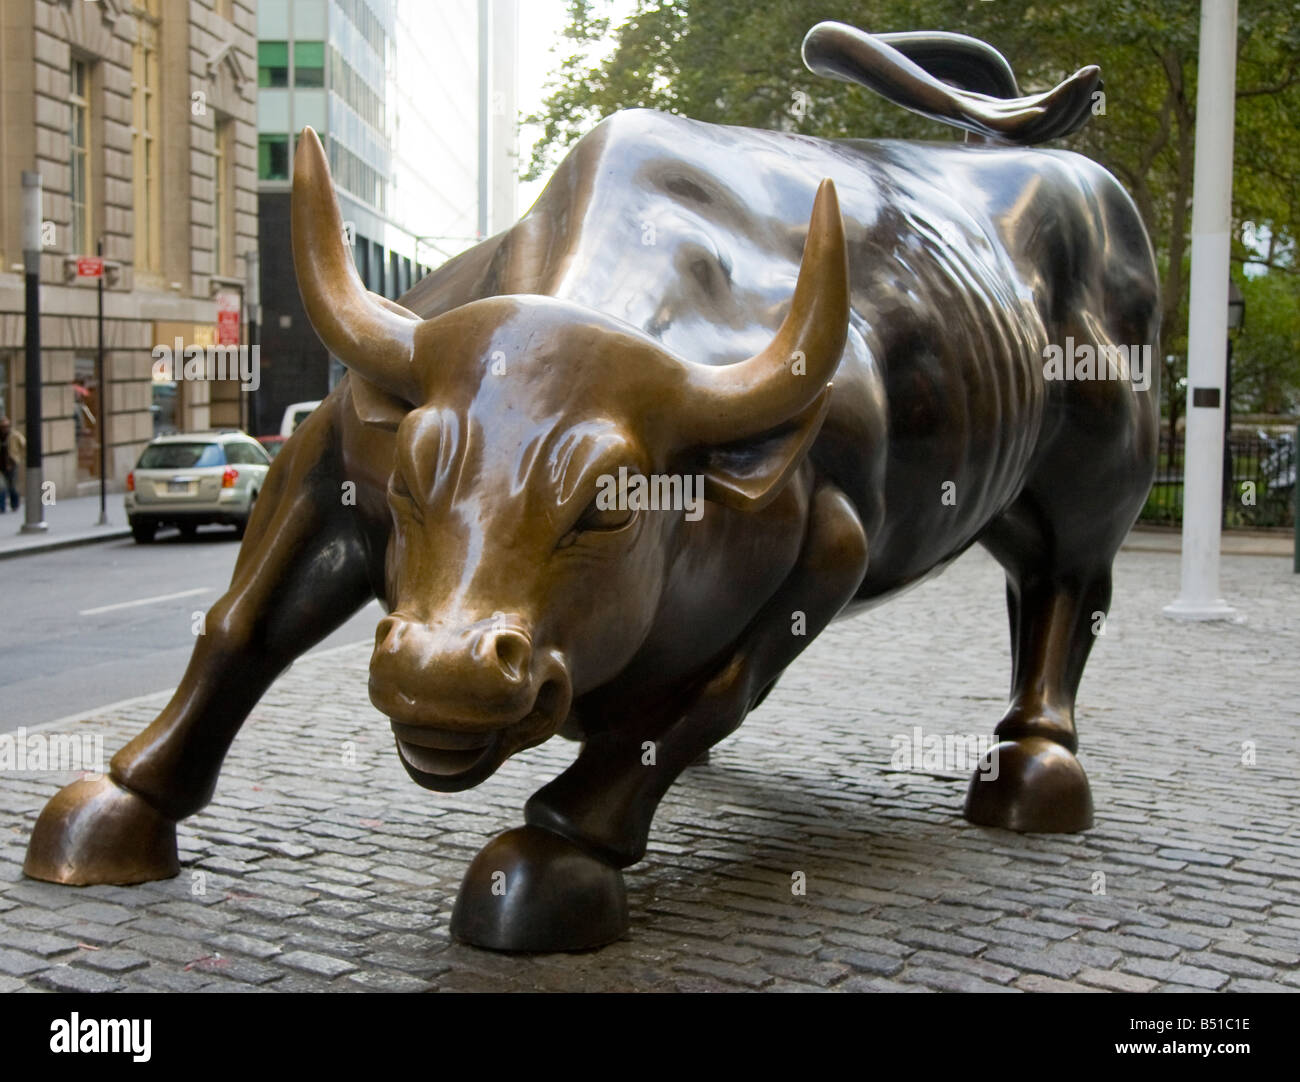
291, 127, 848, 791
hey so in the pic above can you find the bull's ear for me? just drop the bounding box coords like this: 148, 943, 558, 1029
350, 372, 413, 431
699, 384, 832, 511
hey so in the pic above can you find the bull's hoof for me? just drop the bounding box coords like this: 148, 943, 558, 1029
963, 737, 1093, 833
450, 825, 628, 952
24, 776, 179, 885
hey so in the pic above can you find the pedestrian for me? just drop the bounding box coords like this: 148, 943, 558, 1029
0, 416, 23, 512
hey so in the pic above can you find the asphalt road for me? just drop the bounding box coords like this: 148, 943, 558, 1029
0, 526, 383, 733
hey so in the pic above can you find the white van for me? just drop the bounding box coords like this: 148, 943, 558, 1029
280, 400, 321, 437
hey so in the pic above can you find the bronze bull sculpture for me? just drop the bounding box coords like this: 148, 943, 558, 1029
26, 23, 1158, 952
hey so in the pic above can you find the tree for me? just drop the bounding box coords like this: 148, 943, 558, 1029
1235, 270, 1300, 414
526, 0, 1300, 422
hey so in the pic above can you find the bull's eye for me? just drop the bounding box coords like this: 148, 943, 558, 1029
579, 500, 636, 532
556, 496, 637, 549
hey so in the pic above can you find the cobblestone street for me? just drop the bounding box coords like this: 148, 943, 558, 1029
2, 543, 1298, 992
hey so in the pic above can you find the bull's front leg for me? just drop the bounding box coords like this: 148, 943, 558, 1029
24, 410, 375, 885
450, 482, 868, 951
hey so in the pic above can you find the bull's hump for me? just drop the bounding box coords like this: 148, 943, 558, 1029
520, 113, 1042, 359
510, 112, 838, 361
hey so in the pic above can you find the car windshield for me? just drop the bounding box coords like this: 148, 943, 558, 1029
137, 442, 225, 469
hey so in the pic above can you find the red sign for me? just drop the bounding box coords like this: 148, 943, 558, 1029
76, 257, 104, 278
215, 291, 240, 346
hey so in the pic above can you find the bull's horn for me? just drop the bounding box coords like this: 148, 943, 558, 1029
291, 127, 420, 399
683, 178, 849, 443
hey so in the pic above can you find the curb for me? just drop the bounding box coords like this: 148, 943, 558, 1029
0, 526, 131, 561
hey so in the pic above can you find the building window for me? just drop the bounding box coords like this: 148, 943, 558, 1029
328, 46, 384, 130
214, 118, 233, 275
258, 133, 288, 180
353, 232, 370, 287
131, 19, 161, 272
151, 374, 179, 437
326, 136, 385, 211
69, 57, 93, 255
294, 41, 324, 88
335, 0, 386, 56
258, 41, 288, 87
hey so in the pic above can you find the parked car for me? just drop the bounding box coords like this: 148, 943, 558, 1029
125, 431, 271, 543
1260, 429, 1296, 495
256, 434, 287, 460
280, 400, 321, 437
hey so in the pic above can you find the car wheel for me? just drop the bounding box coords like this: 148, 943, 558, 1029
131, 520, 156, 544
234, 492, 256, 540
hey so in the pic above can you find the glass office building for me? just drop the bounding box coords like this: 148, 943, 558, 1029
254, 0, 516, 430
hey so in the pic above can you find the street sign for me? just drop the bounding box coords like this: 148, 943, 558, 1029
216, 290, 240, 346
76, 256, 103, 278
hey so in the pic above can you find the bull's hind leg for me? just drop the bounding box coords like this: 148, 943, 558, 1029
450, 482, 868, 951
966, 497, 1125, 832
25, 406, 374, 884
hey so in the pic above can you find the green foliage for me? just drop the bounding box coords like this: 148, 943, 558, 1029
526, 0, 1300, 413
1235, 270, 1300, 413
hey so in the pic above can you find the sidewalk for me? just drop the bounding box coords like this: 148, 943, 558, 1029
0, 491, 130, 560
1125, 525, 1295, 558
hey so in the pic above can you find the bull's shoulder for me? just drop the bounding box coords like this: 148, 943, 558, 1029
552, 108, 798, 211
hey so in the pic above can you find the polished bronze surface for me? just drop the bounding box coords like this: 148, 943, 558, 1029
26, 23, 1158, 952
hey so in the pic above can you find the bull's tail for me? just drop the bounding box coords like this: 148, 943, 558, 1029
802, 22, 1100, 146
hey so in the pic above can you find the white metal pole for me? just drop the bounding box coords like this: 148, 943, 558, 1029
1164, 0, 1239, 621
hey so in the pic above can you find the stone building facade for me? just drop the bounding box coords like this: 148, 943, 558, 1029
0, 0, 258, 497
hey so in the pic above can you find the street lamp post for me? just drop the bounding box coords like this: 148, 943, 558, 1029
1164, 0, 1240, 621
95, 237, 108, 526
20, 171, 46, 534
242, 249, 260, 435
1221, 281, 1245, 526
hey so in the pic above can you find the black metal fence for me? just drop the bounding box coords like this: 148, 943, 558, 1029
1142, 430, 1297, 528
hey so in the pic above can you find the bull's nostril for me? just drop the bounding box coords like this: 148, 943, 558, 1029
487, 628, 531, 683
375, 616, 404, 652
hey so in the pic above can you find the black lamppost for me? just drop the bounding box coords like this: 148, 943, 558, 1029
242, 249, 260, 434
1222, 280, 1245, 524
20, 171, 46, 534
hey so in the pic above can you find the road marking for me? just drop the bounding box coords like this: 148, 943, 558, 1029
79, 587, 213, 616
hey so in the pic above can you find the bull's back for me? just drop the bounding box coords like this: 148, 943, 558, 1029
400, 110, 1153, 591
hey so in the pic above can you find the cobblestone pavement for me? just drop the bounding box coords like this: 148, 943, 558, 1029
2, 546, 1298, 992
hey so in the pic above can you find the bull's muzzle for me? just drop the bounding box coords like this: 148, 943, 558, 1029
369, 613, 571, 792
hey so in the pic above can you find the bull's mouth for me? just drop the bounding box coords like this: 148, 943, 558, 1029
387, 681, 567, 793
392, 723, 500, 786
